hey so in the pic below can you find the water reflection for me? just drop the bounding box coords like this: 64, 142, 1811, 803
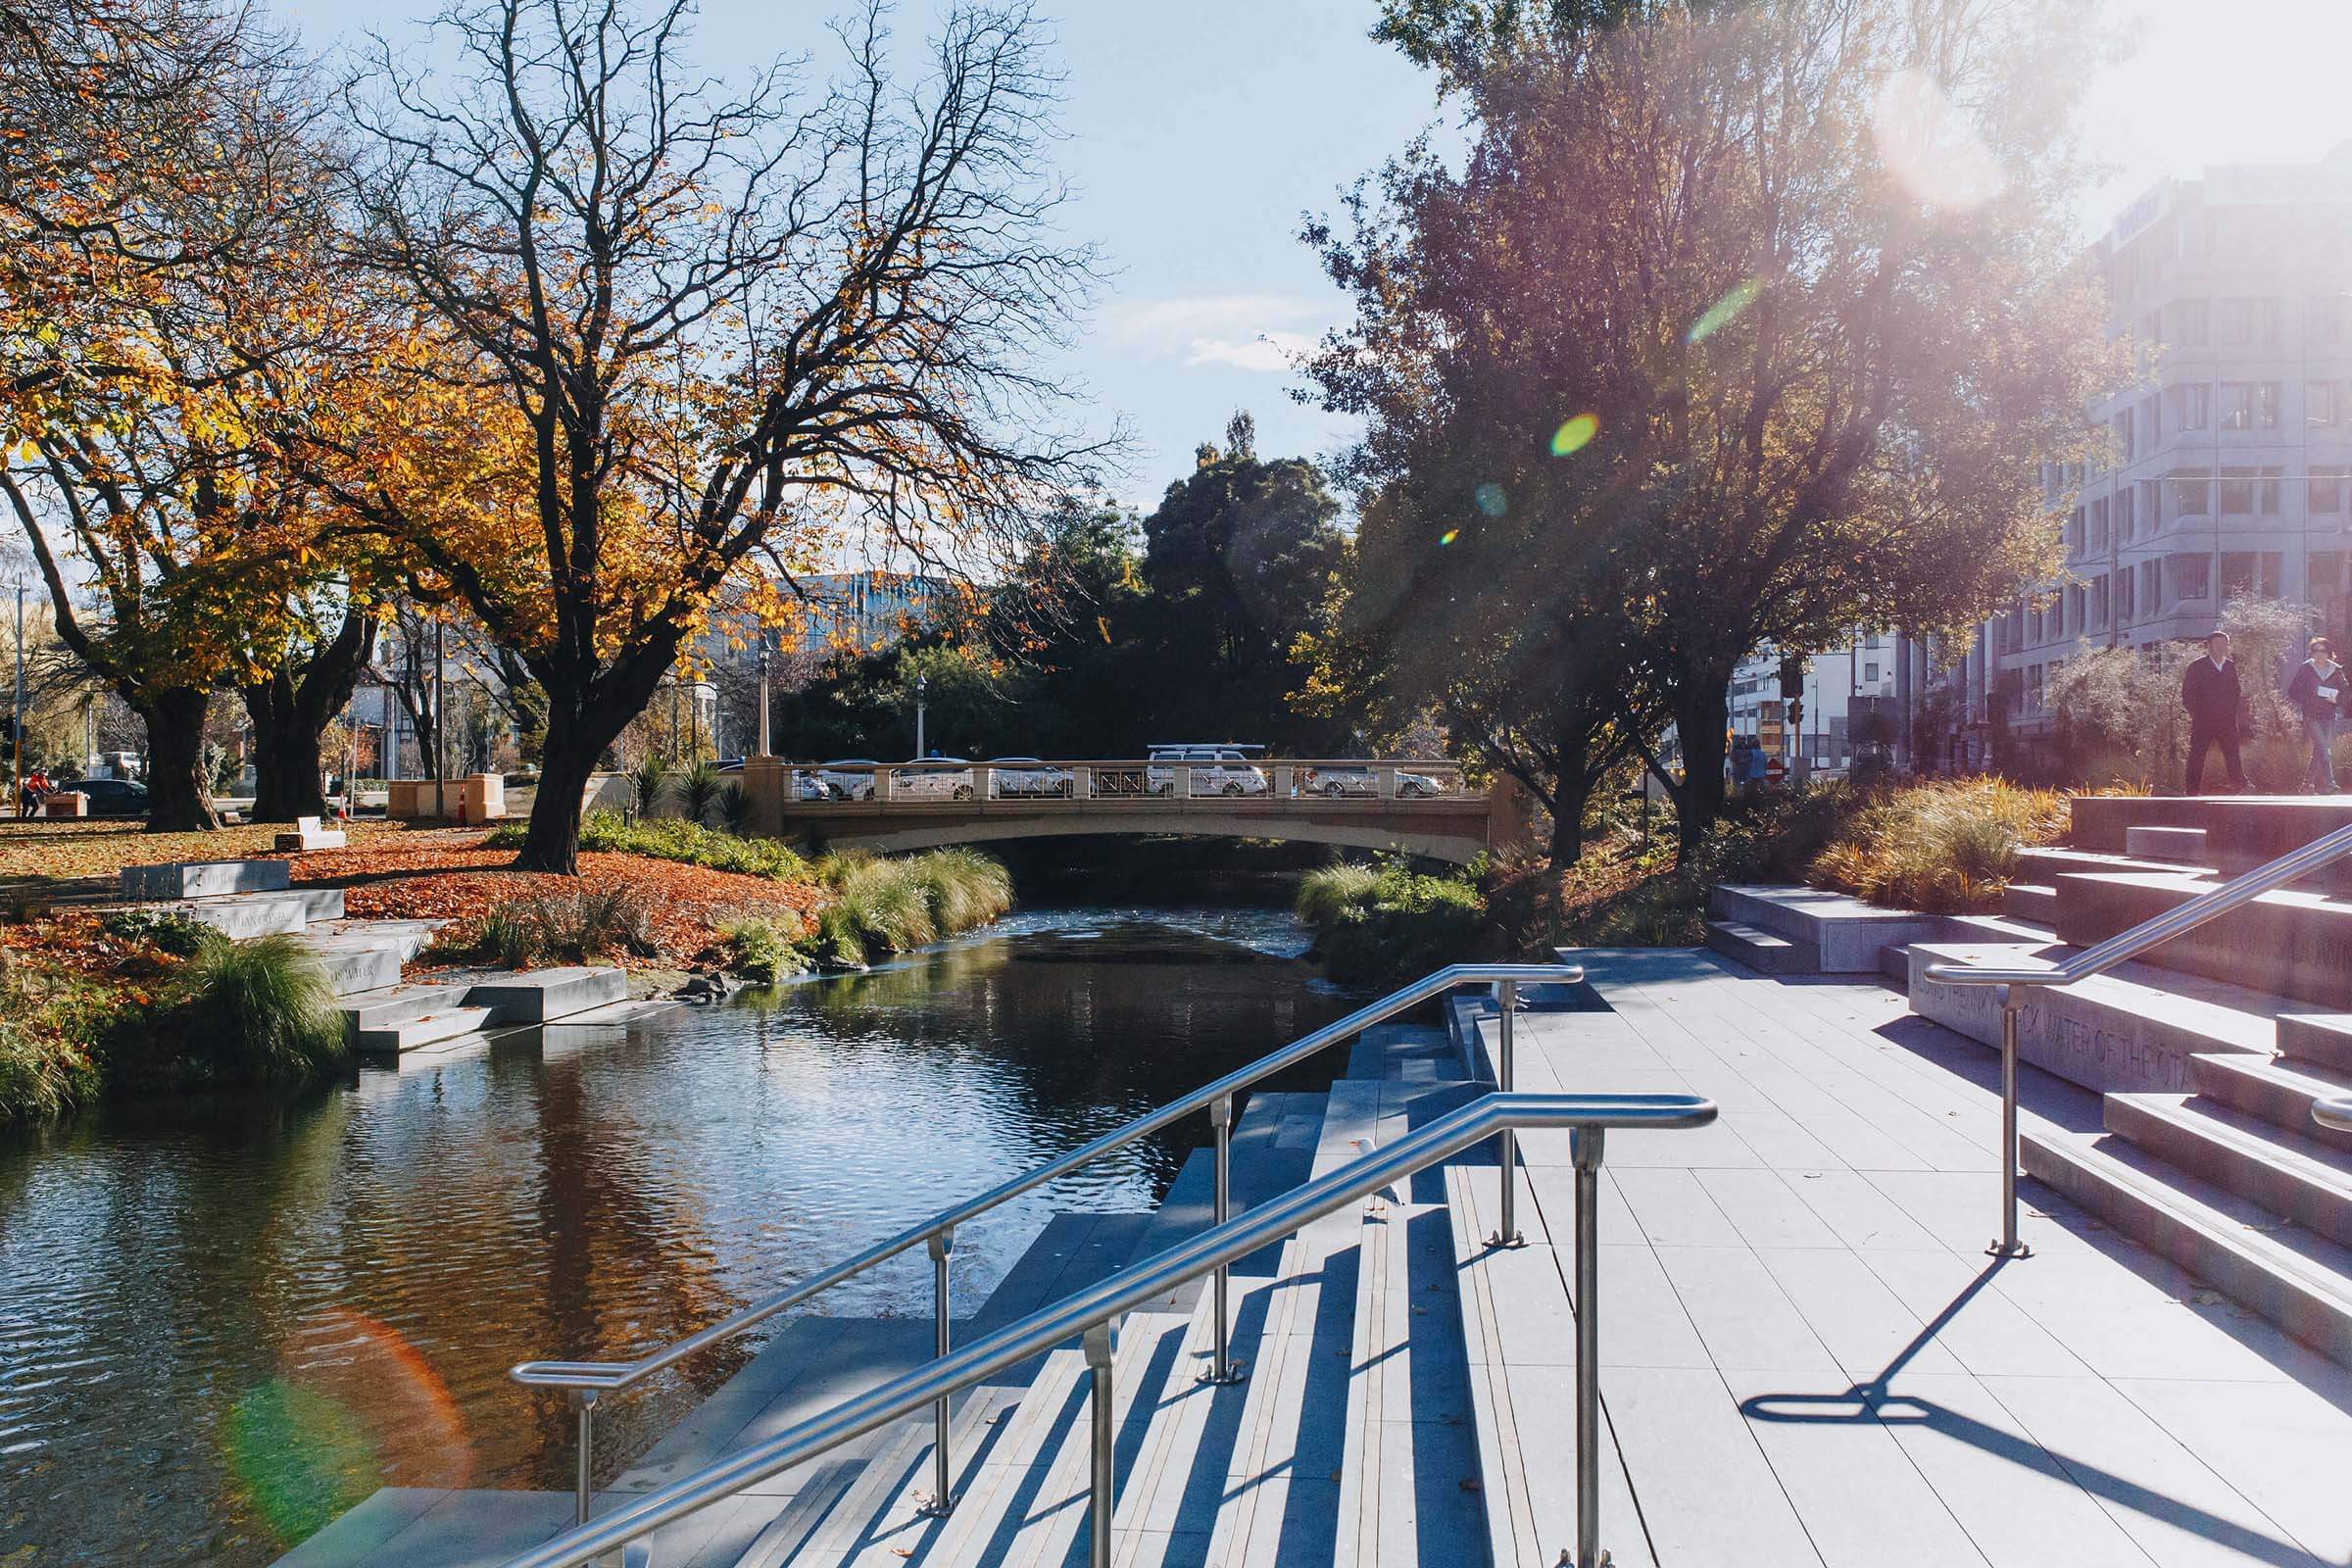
0, 907, 1354, 1568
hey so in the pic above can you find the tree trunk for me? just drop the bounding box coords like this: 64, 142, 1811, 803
138, 686, 220, 833
1546, 726, 1592, 866
1671, 668, 1733, 859
243, 613, 377, 822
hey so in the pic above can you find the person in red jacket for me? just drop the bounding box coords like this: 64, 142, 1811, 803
2180, 630, 2248, 795
2285, 635, 2344, 794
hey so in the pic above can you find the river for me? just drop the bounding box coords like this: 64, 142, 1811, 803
0, 906, 1359, 1568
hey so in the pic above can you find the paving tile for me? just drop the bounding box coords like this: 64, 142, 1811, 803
1753, 1247, 1967, 1380
1854, 1249, 2092, 1378
1779, 1167, 1947, 1250
2110, 1377, 2352, 1565
1694, 1167, 1846, 1248
1598, 1364, 1825, 1568
1608, 1167, 1742, 1248
1649, 1246, 1840, 1374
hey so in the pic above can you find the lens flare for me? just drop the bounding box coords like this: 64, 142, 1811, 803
1549, 414, 1598, 456
1688, 279, 1762, 344
1439, 529, 1459, 546
1473, 483, 1506, 517
224, 1309, 473, 1546
1871, 69, 2007, 213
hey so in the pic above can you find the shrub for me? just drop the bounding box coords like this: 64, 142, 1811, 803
99, 907, 222, 956
679, 760, 722, 825
477, 906, 540, 968
580, 812, 808, 879
529, 889, 659, 961
177, 934, 347, 1083
0, 952, 110, 1121
719, 916, 805, 984
906, 846, 1013, 934
719, 782, 754, 834
800, 849, 1013, 969
630, 755, 673, 817
1810, 776, 2067, 913
1295, 858, 1487, 986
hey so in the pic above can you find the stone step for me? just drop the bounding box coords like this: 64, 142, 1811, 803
2104, 1092, 2352, 1248
339, 982, 476, 1045
2054, 869, 2352, 1011
172, 889, 334, 940
2278, 1012, 2352, 1075
2124, 823, 2210, 863
2021, 1127, 2352, 1365
2017, 844, 2216, 881
1908, 940, 2281, 1094
1702, 918, 1815, 976
2190, 1051, 2352, 1153
301, 942, 406, 997
120, 857, 289, 900
353, 1007, 500, 1056
1706, 883, 1946, 973
466, 965, 629, 1024
2000, 881, 2058, 925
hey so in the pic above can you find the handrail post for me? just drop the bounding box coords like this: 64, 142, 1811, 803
1084, 1319, 1115, 1568
1990, 988, 2032, 1259
1490, 979, 1524, 1248
1204, 1095, 1244, 1383
571, 1390, 597, 1527
1570, 1124, 1605, 1568
924, 1227, 956, 1513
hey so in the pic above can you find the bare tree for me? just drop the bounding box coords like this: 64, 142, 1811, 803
332, 0, 1108, 871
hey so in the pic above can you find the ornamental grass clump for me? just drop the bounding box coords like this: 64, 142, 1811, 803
1296, 858, 1487, 986
802, 849, 1013, 969
179, 933, 346, 1083
679, 760, 723, 825
719, 916, 805, 984
1810, 777, 2067, 914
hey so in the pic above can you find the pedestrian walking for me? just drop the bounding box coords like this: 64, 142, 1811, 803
2285, 634, 2344, 794
2181, 630, 2249, 795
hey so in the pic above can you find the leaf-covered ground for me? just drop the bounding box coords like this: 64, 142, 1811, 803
0, 820, 818, 968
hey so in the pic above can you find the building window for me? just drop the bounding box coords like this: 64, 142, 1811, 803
2172, 383, 2210, 432
2170, 554, 2212, 604
2117, 484, 2136, 538
2176, 299, 2210, 346
2313, 466, 2349, 514
2313, 294, 2348, 345
2089, 497, 2110, 554
2140, 559, 2161, 612
2218, 382, 2279, 430
2169, 471, 2210, 516
2116, 567, 2135, 623
2219, 469, 2254, 513
1863, 662, 1880, 683
2091, 575, 2110, 629
2312, 381, 2339, 428
2217, 296, 2280, 345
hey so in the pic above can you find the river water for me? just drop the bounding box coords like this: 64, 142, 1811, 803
0, 906, 1358, 1568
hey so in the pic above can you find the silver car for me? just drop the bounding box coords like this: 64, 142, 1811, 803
817, 760, 885, 801
1303, 764, 1446, 799
893, 758, 977, 801
1146, 745, 1269, 798
989, 758, 1073, 798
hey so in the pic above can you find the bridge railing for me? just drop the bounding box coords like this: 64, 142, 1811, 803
772, 758, 1479, 808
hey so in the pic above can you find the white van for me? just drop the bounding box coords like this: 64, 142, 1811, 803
1145, 744, 1269, 798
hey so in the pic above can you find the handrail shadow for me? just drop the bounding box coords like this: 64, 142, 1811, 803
1739, 1259, 2323, 1568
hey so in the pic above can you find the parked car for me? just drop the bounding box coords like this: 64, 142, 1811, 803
73, 777, 150, 817
988, 758, 1073, 798
1301, 764, 1447, 799
892, 757, 977, 801
817, 760, 886, 801
1145, 744, 1269, 798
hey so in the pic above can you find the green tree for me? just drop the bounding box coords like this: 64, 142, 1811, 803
1313, 0, 2121, 855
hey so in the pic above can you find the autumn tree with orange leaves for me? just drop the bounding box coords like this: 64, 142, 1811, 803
333, 0, 1106, 873
0, 0, 397, 830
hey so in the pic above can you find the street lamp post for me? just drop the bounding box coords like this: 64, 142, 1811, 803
756, 630, 772, 758
914, 674, 927, 760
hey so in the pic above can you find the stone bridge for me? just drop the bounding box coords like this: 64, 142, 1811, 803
737, 759, 1534, 864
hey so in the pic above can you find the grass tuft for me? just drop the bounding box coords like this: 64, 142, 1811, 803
179, 934, 347, 1083
1809, 776, 2067, 913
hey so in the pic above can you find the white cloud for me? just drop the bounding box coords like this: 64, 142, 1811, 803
1184, 330, 1315, 372
1099, 294, 1327, 372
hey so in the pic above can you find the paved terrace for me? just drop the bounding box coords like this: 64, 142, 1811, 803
1456, 949, 2352, 1568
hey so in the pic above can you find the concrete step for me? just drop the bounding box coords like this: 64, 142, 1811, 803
172, 891, 314, 940
466, 965, 629, 1025
2104, 1093, 2352, 1247
2000, 881, 2058, 925
301, 942, 405, 997
2021, 1127, 2352, 1365
300, 919, 439, 962
1702, 918, 1815, 976
2124, 823, 2210, 863
354, 1007, 499, 1056
120, 857, 289, 900
2017, 844, 2217, 881
1908, 940, 2281, 1094
2278, 1012, 2352, 1075
339, 982, 475, 1044
1706, 884, 1946, 972
2054, 869, 2352, 1011
2190, 1051, 2352, 1153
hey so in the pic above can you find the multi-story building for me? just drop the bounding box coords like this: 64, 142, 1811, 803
1730, 636, 1929, 776
1977, 145, 2352, 760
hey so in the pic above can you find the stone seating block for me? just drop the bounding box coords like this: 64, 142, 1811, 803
36, 792, 87, 817
120, 858, 290, 900
274, 827, 348, 853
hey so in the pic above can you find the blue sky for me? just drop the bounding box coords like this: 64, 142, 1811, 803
272, 0, 2352, 513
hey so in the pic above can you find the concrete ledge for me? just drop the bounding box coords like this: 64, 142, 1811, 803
1708, 884, 1955, 973
1702, 917, 1815, 975
2055, 869, 2352, 1010
466, 965, 627, 1024
1908, 942, 2275, 1093
2125, 824, 2208, 862
2279, 1014, 2352, 1074
120, 858, 288, 900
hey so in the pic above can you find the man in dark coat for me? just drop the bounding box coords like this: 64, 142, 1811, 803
2181, 630, 2248, 794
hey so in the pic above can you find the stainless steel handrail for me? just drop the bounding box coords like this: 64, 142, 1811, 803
1924, 820, 2352, 1255
494, 1090, 1717, 1568
511, 961, 1582, 1519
